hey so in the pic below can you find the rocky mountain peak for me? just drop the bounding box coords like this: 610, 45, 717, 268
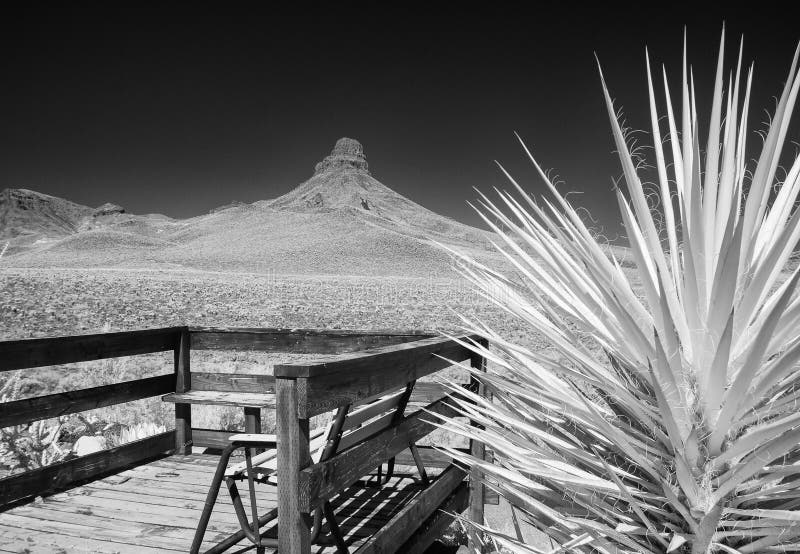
313, 137, 369, 175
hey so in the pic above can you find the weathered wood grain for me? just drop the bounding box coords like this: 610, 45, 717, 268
276, 378, 312, 554
468, 344, 488, 552
275, 334, 477, 378
394, 481, 470, 554
354, 465, 466, 554
0, 508, 202, 551
0, 453, 282, 552
189, 327, 432, 354
298, 398, 458, 511
191, 372, 275, 393
162, 390, 276, 408
0, 431, 175, 506
337, 412, 395, 452
191, 428, 235, 449
0, 451, 453, 554
286, 336, 475, 418
0, 374, 173, 429
0, 522, 181, 553
342, 389, 405, 431
174, 329, 192, 455
0, 327, 184, 372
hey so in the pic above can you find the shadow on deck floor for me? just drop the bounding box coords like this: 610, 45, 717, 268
0, 453, 441, 554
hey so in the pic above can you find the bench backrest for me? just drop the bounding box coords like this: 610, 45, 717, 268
314, 382, 414, 464
228, 382, 418, 478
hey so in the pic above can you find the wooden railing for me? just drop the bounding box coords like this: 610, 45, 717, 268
0, 327, 444, 504
0, 326, 186, 506
189, 326, 433, 354
0, 326, 488, 553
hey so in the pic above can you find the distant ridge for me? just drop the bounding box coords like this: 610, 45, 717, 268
0, 188, 93, 241
0, 138, 498, 276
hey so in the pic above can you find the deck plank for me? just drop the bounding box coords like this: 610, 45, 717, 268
0, 453, 459, 553
0, 523, 175, 553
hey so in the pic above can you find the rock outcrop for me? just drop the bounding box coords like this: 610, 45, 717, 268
263, 137, 493, 249
94, 203, 125, 217
313, 137, 369, 175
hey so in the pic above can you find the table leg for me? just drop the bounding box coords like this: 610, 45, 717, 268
245, 407, 262, 454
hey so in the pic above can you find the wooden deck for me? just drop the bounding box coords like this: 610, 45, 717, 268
0, 327, 486, 553
0, 453, 449, 553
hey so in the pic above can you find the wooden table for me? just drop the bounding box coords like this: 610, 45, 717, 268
162, 390, 276, 446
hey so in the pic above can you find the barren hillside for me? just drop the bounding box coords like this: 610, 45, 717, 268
1, 138, 500, 277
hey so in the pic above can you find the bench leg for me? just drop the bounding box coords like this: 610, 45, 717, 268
323, 501, 348, 554
409, 444, 430, 486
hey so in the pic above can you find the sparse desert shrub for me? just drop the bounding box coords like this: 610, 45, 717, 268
0, 373, 68, 474
0, 353, 177, 475
440, 31, 800, 553
192, 405, 247, 433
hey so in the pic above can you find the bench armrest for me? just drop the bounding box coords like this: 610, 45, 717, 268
229, 433, 277, 446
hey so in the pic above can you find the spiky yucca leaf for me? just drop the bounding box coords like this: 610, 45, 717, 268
440, 30, 800, 554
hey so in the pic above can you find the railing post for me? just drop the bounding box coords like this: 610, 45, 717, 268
468, 337, 489, 553
276, 377, 311, 554
174, 328, 192, 455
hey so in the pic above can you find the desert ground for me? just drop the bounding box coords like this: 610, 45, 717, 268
0, 264, 550, 546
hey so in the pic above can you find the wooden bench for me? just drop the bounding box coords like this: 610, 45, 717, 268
190, 382, 431, 554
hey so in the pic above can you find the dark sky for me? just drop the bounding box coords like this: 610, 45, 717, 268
1, 3, 799, 239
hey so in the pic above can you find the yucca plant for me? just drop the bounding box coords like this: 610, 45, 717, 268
437, 30, 800, 553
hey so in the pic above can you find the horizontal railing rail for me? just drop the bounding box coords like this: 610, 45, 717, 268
0, 327, 188, 506
0, 327, 185, 372
275, 334, 480, 418
0, 373, 174, 429
189, 326, 434, 354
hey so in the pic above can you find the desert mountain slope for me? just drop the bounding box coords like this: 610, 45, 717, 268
1, 138, 499, 276
264, 138, 489, 246
0, 188, 93, 243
